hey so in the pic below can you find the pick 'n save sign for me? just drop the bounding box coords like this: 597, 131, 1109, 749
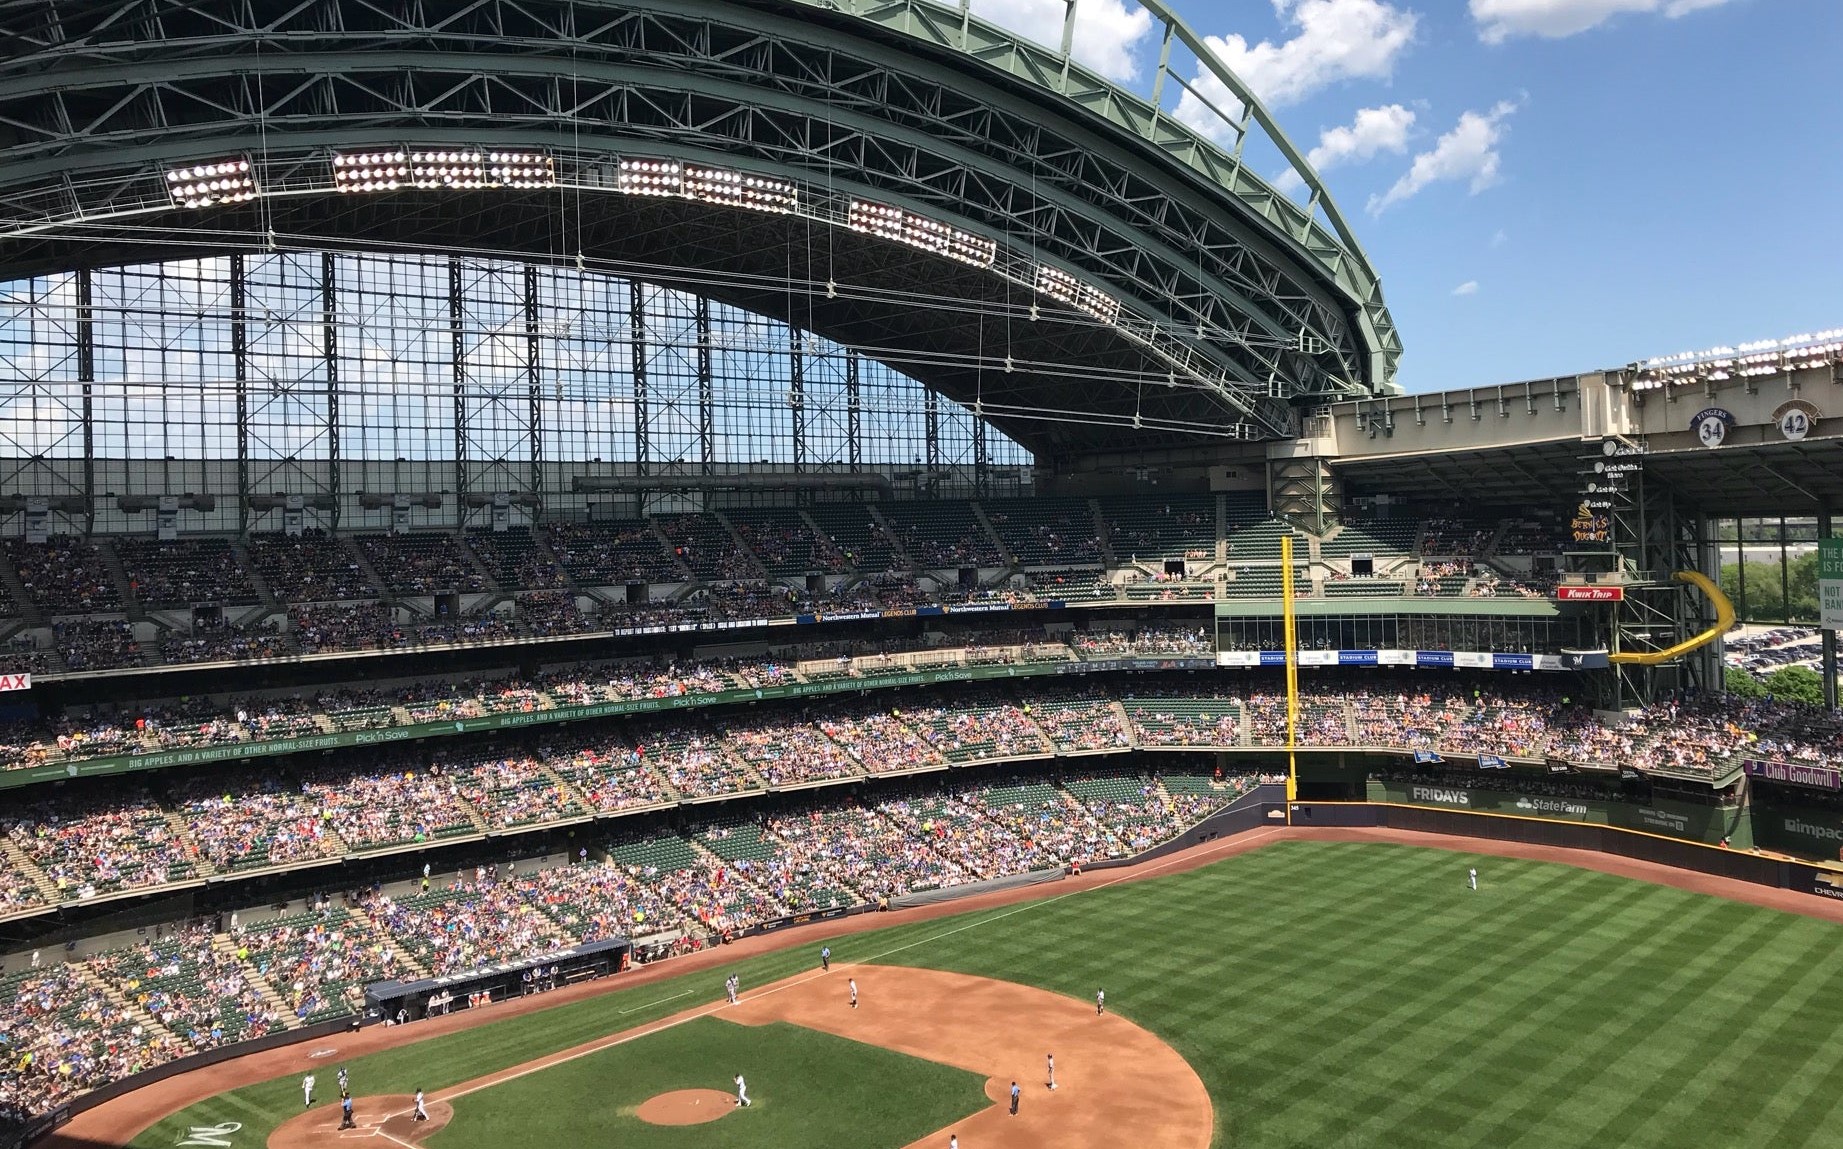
1821, 537, 1843, 632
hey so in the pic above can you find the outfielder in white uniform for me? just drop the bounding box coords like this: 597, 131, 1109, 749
302, 1074, 315, 1108
735, 1074, 751, 1107
1468, 867, 1478, 892
1096, 988, 1105, 1015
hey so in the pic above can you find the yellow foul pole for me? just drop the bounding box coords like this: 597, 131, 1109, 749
1281, 534, 1299, 822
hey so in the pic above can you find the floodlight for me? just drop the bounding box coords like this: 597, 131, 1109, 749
846, 200, 996, 268
164, 157, 257, 208
1033, 264, 1122, 325
411, 150, 488, 189
485, 151, 556, 189
618, 158, 683, 196
684, 165, 797, 213
332, 150, 411, 193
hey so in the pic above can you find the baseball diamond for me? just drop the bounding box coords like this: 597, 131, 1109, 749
21, 831, 1843, 1149
0, 1, 1839, 1148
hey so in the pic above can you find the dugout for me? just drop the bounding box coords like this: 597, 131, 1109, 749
363, 937, 629, 1023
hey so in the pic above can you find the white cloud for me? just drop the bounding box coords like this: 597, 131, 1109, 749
1470, 0, 1734, 44
1367, 99, 1520, 215
1175, 0, 1418, 142
1274, 104, 1416, 194
1489, 228, 1509, 248
1452, 280, 1480, 296
944, 0, 1156, 81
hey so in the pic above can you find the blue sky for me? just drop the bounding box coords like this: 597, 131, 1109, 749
958, 0, 1841, 393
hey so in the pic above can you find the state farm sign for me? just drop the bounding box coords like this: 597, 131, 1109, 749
1555, 586, 1624, 602
0, 673, 30, 692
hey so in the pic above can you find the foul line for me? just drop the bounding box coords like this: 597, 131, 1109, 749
618, 989, 693, 1015
428, 824, 1284, 1106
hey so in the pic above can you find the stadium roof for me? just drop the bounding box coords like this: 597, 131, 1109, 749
1327, 368, 1843, 520
0, 0, 1400, 460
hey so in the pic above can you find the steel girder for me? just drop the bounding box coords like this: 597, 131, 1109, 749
0, 0, 1398, 455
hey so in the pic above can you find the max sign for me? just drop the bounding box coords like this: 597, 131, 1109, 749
0, 673, 29, 692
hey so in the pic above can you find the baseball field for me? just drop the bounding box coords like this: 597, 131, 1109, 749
115, 838, 1843, 1149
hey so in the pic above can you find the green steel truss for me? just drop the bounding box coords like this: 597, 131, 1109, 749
0, 0, 1400, 457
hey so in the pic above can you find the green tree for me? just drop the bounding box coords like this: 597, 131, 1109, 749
1763, 665, 1826, 706
1724, 666, 1767, 699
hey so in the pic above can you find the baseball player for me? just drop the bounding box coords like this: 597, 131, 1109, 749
950, 1137, 958, 1149
413, 1089, 429, 1121
848, 977, 858, 1009
821, 945, 831, 972
302, 1073, 315, 1108
1009, 1080, 1021, 1115
1096, 988, 1105, 1015
336, 1066, 349, 1094
1047, 1052, 1057, 1090
734, 1074, 751, 1107
1468, 867, 1478, 892
725, 975, 738, 1005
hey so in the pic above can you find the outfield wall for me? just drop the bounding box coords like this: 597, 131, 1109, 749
1309, 801, 1805, 890
1365, 780, 1748, 848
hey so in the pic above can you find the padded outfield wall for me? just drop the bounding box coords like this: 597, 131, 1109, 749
1364, 780, 1750, 848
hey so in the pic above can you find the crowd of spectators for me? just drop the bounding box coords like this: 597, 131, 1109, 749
94, 923, 284, 1050
547, 522, 684, 585
5, 538, 121, 615
1419, 519, 1494, 558
53, 619, 144, 671
115, 539, 257, 609
159, 617, 287, 665
247, 532, 375, 602
354, 534, 489, 595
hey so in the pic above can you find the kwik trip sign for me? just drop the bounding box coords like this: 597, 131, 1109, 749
1554, 585, 1624, 602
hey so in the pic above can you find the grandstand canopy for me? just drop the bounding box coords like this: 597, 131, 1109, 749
0, 0, 1400, 462
1339, 439, 1843, 518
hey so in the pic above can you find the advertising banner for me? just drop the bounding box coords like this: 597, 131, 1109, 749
1555, 586, 1625, 602
1743, 758, 1843, 791
1821, 537, 1843, 631
1369, 780, 1730, 844
1752, 803, 1843, 860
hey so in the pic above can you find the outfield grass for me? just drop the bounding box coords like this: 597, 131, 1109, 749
134, 842, 1843, 1148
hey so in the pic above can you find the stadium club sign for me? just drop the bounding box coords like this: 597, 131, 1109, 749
1742, 759, 1843, 791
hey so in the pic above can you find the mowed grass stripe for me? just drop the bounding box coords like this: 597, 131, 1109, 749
1438, 895, 1781, 1149
1593, 925, 1843, 1148
1740, 957, 1843, 1149
1245, 862, 1663, 1145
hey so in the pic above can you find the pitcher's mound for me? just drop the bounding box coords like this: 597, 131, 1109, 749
634, 1088, 740, 1125
267, 1094, 452, 1148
